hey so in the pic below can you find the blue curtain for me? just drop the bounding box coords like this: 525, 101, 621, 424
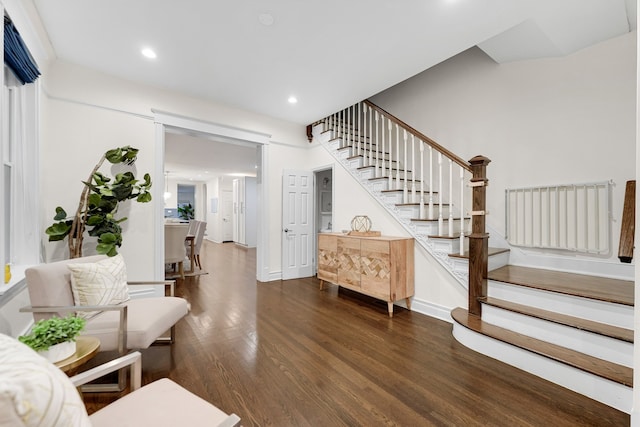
4, 16, 40, 85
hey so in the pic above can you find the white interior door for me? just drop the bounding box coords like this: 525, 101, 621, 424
222, 190, 233, 242
232, 179, 239, 243
282, 170, 314, 279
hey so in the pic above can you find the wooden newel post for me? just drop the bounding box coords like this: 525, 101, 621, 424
306, 124, 313, 142
468, 155, 491, 316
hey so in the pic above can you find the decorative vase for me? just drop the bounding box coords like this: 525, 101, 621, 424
351, 215, 372, 232
38, 340, 76, 363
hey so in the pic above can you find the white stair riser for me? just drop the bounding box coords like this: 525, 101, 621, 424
447, 251, 510, 273
488, 251, 510, 271
412, 220, 467, 236
359, 168, 415, 181
483, 305, 632, 367
382, 192, 442, 205
347, 157, 363, 169
452, 324, 632, 414
430, 238, 462, 253
397, 205, 449, 220
488, 281, 633, 329
328, 139, 341, 150
380, 192, 405, 204
370, 179, 390, 192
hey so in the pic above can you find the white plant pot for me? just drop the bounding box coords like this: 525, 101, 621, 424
38, 340, 76, 363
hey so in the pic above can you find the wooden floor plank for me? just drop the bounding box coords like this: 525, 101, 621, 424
488, 265, 634, 306
81, 242, 629, 426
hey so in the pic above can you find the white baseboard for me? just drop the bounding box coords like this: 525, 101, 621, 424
267, 271, 282, 281
410, 298, 453, 324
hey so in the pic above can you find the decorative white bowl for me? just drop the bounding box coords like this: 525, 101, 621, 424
38, 340, 76, 363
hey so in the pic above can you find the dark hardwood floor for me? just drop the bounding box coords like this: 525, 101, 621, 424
84, 240, 628, 426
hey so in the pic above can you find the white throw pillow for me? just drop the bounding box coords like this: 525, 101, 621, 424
68, 254, 130, 319
0, 333, 91, 427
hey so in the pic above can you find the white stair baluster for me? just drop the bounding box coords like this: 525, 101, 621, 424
362, 106, 367, 165
459, 166, 465, 255
419, 140, 425, 219
403, 130, 408, 203
337, 110, 341, 148
395, 125, 401, 190
368, 106, 373, 168
429, 147, 434, 219
356, 103, 361, 156
388, 120, 393, 189
356, 102, 362, 156
332, 112, 336, 140
381, 115, 386, 179
340, 110, 347, 148
353, 105, 357, 154
438, 153, 443, 235
411, 135, 416, 203
347, 105, 351, 154
448, 159, 454, 237
375, 111, 380, 177
330, 113, 334, 138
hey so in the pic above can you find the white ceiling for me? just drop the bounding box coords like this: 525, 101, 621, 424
164, 131, 258, 182
30, 0, 635, 180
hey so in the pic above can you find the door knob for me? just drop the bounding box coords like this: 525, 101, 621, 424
284, 228, 290, 233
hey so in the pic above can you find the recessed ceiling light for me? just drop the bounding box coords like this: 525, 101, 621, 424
288, 96, 298, 104
258, 13, 274, 26
141, 48, 157, 59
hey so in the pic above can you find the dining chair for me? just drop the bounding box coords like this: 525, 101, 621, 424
165, 223, 189, 279
188, 221, 207, 270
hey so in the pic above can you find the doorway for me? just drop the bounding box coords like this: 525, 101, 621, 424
314, 167, 333, 276
221, 190, 233, 242
153, 111, 271, 282
315, 168, 333, 233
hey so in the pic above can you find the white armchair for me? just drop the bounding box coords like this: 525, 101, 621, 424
72, 352, 241, 427
0, 333, 240, 427
20, 254, 189, 391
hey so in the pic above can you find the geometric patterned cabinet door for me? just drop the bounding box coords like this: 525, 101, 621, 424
317, 233, 414, 317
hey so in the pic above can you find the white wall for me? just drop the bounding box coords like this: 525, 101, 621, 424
372, 32, 636, 275
40, 94, 157, 280
41, 60, 308, 280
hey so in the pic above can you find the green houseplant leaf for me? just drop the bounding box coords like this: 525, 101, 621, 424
18, 315, 86, 352
46, 146, 152, 258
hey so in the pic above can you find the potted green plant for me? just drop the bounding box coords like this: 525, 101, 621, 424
45, 146, 152, 258
19, 315, 87, 362
178, 203, 195, 220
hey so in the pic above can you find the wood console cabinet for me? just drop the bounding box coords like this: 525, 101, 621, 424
317, 233, 414, 317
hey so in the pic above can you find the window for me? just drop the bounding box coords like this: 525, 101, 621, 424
1, 63, 40, 290
177, 184, 196, 220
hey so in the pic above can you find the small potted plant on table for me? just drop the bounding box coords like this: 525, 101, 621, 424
19, 315, 86, 363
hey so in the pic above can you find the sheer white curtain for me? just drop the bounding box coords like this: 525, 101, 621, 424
6, 74, 40, 266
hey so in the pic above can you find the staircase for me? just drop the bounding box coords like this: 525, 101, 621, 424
311, 100, 634, 414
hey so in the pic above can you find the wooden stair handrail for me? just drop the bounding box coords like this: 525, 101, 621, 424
618, 180, 635, 263
363, 100, 471, 171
